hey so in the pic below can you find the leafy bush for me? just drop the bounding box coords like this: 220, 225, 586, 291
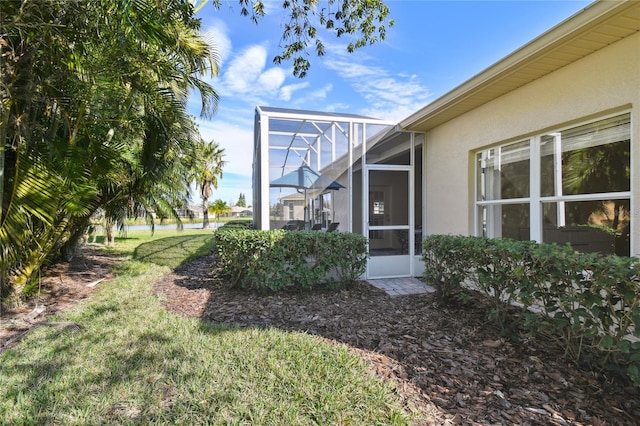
213, 229, 367, 291
422, 234, 640, 386
421, 234, 476, 301
219, 220, 253, 230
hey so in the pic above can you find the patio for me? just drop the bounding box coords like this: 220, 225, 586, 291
366, 276, 435, 297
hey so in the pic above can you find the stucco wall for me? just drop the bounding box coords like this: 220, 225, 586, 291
424, 32, 640, 254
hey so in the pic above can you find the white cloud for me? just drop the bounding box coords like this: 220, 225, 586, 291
325, 60, 380, 79
202, 21, 232, 68
309, 83, 332, 100
279, 81, 310, 101
260, 0, 282, 14
354, 75, 430, 109
221, 45, 268, 94
217, 44, 291, 101
322, 48, 432, 121
195, 115, 256, 205
258, 67, 287, 93
196, 118, 254, 178
324, 101, 350, 112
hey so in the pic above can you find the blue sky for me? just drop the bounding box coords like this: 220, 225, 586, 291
190, 0, 592, 207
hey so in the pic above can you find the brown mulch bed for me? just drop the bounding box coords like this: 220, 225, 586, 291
154, 253, 640, 425
2, 247, 639, 424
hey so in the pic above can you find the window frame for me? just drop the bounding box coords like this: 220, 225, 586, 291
475, 111, 632, 248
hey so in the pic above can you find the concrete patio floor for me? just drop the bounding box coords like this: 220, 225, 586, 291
365, 277, 435, 297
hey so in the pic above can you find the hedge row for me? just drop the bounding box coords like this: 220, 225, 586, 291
422, 234, 640, 386
213, 229, 368, 291
218, 220, 253, 230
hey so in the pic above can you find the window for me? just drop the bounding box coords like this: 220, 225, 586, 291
477, 140, 530, 240
369, 190, 385, 240
476, 113, 631, 256
288, 202, 294, 220
319, 192, 333, 228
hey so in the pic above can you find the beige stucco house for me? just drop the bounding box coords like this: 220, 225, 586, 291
253, 0, 640, 279
402, 0, 639, 256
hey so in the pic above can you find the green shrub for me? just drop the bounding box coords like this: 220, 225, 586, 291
421, 234, 476, 301
213, 229, 367, 291
422, 234, 640, 386
219, 220, 253, 229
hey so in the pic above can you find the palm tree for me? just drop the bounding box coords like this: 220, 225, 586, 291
0, 0, 393, 302
1, 0, 98, 297
188, 139, 226, 229
1, 0, 219, 298
208, 199, 232, 225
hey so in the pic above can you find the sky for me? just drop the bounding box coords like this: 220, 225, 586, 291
188, 0, 593, 207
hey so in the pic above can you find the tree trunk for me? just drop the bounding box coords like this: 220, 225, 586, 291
611, 201, 620, 231
105, 216, 115, 246
202, 198, 209, 229
0, 108, 5, 312
0, 111, 5, 224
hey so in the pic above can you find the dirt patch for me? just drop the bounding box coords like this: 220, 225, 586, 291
0, 247, 121, 353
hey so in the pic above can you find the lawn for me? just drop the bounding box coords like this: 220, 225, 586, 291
0, 229, 412, 425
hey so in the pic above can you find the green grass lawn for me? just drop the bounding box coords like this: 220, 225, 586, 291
0, 229, 412, 425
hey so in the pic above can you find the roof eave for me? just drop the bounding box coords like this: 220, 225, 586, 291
400, 0, 639, 132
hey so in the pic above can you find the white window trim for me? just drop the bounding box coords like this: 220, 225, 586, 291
475, 111, 632, 247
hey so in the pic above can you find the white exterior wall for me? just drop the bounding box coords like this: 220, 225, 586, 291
424, 32, 640, 254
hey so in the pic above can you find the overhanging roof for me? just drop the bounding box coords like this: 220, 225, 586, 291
400, 0, 640, 132
256, 106, 380, 123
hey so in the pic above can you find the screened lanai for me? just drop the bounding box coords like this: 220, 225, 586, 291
253, 106, 426, 279
253, 106, 391, 230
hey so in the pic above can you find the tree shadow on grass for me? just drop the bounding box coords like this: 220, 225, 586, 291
1, 324, 193, 425
133, 235, 216, 269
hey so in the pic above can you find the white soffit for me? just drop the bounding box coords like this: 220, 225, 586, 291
401, 0, 640, 132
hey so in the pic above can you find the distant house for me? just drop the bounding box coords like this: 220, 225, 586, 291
277, 192, 304, 220
229, 206, 253, 218
253, 1, 640, 279
185, 205, 203, 218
